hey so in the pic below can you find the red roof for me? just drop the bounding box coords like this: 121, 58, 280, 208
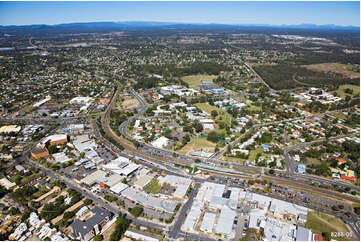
337, 157, 346, 163
314, 234, 323, 241
341, 175, 355, 181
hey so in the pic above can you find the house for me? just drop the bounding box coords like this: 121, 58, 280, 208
70, 207, 113, 241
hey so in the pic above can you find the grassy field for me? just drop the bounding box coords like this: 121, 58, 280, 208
181, 74, 217, 88
306, 157, 322, 165
246, 105, 262, 112
335, 84, 360, 99
195, 103, 233, 126
305, 212, 349, 239
144, 179, 162, 194
178, 136, 216, 155
303, 63, 360, 79
248, 148, 263, 162
330, 112, 348, 121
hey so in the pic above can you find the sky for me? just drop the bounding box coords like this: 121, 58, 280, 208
0, 1, 359, 26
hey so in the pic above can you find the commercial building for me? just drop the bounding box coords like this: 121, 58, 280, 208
102, 156, 139, 176
157, 175, 192, 198
70, 97, 93, 104
0, 177, 16, 190
70, 207, 113, 241
33, 96, 51, 108
52, 152, 72, 164
124, 230, 159, 241
296, 226, 313, 241
41, 134, 68, 146
0, 125, 21, 134
200, 212, 216, 233
215, 207, 236, 238
80, 170, 107, 186
151, 136, 169, 149
120, 187, 177, 219
30, 144, 49, 159
297, 164, 306, 174
109, 182, 129, 195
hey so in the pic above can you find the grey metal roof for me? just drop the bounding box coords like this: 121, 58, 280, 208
71, 207, 112, 239
296, 226, 312, 241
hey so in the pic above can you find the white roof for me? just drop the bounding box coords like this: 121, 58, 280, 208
215, 207, 236, 236
0, 177, 16, 190
80, 170, 106, 186
121, 187, 177, 213
110, 183, 129, 195
200, 212, 216, 232
151, 136, 169, 148
102, 156, 139, 176
124, 230, 158, 241
104, 174, 124, 187
42, 134, 67, 144
183, 201, 203, 231
52, 152, 72, 164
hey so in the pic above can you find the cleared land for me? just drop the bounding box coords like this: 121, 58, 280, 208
305, 212, 350, 240
178, 136, 216, 155
181, 74, 217, 88
303, 63, 360, 79
122, 98, 139, 109
144, 179, 162, 194
335, 84, 360, 99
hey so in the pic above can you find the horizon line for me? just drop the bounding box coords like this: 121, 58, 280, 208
1, 20, 360, 28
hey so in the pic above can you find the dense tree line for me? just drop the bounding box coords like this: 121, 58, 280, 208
253, 64, 359, 90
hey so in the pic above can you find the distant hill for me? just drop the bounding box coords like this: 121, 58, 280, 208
0, 21, 359, 37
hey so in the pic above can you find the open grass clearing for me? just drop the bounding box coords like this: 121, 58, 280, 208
178, 136, 216, 155
305, 212, 350, 240
144, 179, 162, 194
195, 102, 233, 126
303, 63, 360, 79
335, 84, 360, 99
181, 74, 217, 88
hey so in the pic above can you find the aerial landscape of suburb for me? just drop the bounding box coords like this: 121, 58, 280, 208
0, 1, 359, 241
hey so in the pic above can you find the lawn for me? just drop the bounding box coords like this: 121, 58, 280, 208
248, 148, 263, 162
178, 136, 216, 155
305, 212, 349, 238
195, 103, 233, 126
335, 84, 360, 99
144, 179, 162, 194
305, 157, 322, 166
181, 74, 217, 88
246, 105, 262, 112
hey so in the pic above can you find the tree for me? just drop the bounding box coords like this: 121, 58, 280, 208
211, 110, 218, 119
9, 207, 20, 215
84, 198, 93, 206
47, 145, 59, 154
129, 206, 143, 217
93, 234, 103, 241
207, 131, 218, 143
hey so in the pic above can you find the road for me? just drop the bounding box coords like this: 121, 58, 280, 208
168, 182, 201, 240
283, 134, 359, 191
